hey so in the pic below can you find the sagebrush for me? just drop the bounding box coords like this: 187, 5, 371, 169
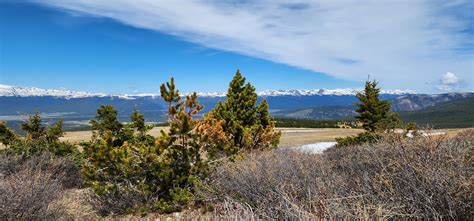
203, 130, 473, 219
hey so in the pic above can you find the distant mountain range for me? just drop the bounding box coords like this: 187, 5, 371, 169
398, 97, 474, 128
0, 84, 415, 116
0, 84, 414, 98
272, 97, 474, 128
1, 84, 472, 129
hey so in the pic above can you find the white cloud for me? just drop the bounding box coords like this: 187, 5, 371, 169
441, 72, 459, 85
437, 72, 461, 91
34, 0, 474, 92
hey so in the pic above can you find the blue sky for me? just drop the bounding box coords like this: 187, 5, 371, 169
1, 0, 473, 93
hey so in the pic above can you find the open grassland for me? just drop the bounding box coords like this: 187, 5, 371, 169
59, 127, 364, 147
58, 127, 472, 148
277, 128, 363, 147
59, 126, 169, 143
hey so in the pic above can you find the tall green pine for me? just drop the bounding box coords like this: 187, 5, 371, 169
355, 80, 400, 132
160, 77, 181, 124
212, 70, 279, 152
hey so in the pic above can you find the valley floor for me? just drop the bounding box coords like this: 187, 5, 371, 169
58, 127, 364, 147
58, 127, 472, 148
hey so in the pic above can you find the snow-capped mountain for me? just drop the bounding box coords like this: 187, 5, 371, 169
258, 88, 414, 97
0, 84, 107, 99
0, 84, 472, 122
0, 84, 414, 98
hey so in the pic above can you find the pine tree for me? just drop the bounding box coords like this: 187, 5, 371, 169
3, 114, 79, 158
130, 108, 147, 136
45, 119, 64, 143
0, 121, 17, 145
211, 70, 280, 153
21, 113, 45, 140
90, 105, 124, 145
156, 92, 206, 193
257, 100, 271, 127
160, 77, 181, 124
355, 80, 400, 133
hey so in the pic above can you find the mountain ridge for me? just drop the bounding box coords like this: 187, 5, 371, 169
0, 84, 416, 98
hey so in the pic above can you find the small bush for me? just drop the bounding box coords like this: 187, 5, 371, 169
0, 115, 84, 166
335, 131, 381, 147
203, 130, 473, 219
0, 153, 78, 220
1, 152, 82, 189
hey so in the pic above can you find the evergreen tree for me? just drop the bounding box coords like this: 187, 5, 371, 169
2, 114, 80, 159
354, 80, 400, 133
257, 100, 271, 128
156, 92, 206, 195
84, 87, 208, 214
45, 119, 64, 143
130, 108, 147, 136
211, 70, 280, 153
90, 105, 124, 145
21, 113, 45, 140
160, 77, 181, 123
0, 121, 17, 145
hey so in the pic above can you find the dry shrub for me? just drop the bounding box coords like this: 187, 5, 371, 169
0, 152, 82, 189
0, 166, 66, 220
0, 153, 82, 220
203, 130, 473, 219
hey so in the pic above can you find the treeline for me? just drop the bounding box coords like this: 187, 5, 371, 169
274, 118, 339, 128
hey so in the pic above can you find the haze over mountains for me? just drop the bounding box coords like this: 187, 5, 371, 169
1, 84, 473, 129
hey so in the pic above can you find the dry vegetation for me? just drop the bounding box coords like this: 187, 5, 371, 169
0, 153, 83, 220
201, 130, 473, 219
2, 128, 472, 220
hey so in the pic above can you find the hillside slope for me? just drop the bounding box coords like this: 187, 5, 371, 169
398, 97, 474, 128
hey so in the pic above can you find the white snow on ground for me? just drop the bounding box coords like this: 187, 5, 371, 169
294, 142, 337, 154
406, 131, 446, 138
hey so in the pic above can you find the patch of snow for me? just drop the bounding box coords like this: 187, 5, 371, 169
422, 132, 446, 137
294, 142, 337, 154
406, 131, 446, 138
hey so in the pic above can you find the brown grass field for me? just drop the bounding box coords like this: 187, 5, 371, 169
58, 127, 363, 147
57, 127, 472, 148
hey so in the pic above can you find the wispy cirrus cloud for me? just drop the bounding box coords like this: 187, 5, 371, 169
33, 0, 473, 92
